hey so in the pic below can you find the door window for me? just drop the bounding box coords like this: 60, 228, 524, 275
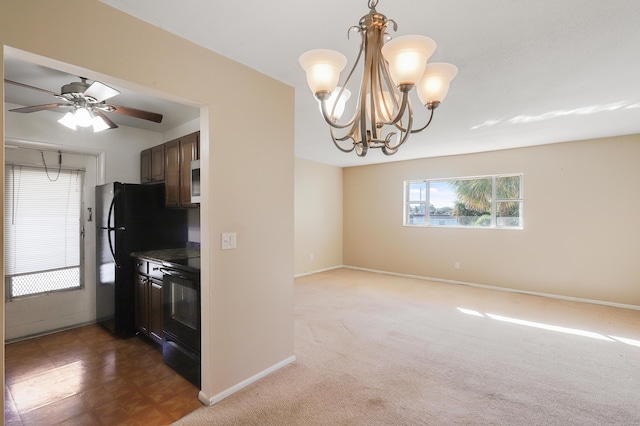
4, 164, 85, 300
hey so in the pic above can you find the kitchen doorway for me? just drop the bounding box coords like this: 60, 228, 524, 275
3, 48, 205, 417
4, 142, 101, 341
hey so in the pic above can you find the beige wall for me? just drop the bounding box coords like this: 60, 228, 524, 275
344, 135, 640, 307
294, 158, 343, 275
1, 0, 295, 409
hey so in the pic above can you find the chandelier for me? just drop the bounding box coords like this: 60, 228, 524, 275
299, 0, 457, 156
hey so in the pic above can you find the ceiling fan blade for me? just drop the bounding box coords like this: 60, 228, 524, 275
4, 79, 59, 96
110, 104, 163, 123
95, 110, 119, 129
9, 103, 62, 113
84, 81, 120, 102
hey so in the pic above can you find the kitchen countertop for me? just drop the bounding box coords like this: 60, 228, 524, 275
131, 247, 200, 263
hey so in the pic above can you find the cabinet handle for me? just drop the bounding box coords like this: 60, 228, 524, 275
152, 266, 160, 271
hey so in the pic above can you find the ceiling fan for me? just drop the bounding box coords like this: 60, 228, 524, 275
5, 77, 163, 131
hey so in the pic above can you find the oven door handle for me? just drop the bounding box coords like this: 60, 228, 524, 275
160, 268, 193, 280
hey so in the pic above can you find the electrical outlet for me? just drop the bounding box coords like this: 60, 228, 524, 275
454, 262, 460, 270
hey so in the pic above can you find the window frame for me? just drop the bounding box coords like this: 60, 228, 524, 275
404, 173, 524, 229
4, 164, 85, 301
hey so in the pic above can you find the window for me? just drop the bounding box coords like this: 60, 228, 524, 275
4, 165, 85, 300
404, 174, 523, 228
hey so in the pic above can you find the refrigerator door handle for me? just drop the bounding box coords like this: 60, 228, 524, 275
106, 194, 120, 269
107, 228, 119, 269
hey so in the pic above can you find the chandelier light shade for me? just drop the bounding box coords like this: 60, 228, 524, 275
380, 35, 436, 86
417, 62, 458, 107
321, 87, 352, 121
299, 49, 348, 95
299, 0, 457, 157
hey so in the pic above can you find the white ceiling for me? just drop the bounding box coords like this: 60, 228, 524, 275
8, 1, 640, 167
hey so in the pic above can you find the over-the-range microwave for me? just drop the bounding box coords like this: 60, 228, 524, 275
190, 159, 201, 204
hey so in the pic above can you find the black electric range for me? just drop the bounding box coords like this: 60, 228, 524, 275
162, 256, 200, 274
160, 255, 201, 388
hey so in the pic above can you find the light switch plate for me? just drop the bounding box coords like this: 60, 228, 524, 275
221, 232, 236, 250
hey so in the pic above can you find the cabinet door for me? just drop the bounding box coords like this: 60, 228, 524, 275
140, 149, 152, 183
179, 132, 200, 208
135, 274, 149, 333
164, 139, 181, 207
149, 279, 163, 344
151, 144, 165, 182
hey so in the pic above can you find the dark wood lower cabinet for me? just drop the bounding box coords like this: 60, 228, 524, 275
149, 279, 163, 343
135, 273, 149, 335
134, 259, 164, 345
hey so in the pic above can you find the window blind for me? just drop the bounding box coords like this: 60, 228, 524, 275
4, 165, 84, 277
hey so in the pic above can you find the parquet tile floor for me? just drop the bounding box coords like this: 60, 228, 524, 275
4, 324, 203, 425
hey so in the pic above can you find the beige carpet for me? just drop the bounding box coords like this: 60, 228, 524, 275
175, 268, 640, 425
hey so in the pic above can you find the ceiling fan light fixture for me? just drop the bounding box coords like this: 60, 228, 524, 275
58, 111, 77, 130
92, 115, 110, 133
6, 77, 164, 130
73, 107, 93, 127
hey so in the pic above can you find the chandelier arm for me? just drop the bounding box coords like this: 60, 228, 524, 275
385, 90, 411, 127
358, 63, 370, 157
382, 145, 397, 155
365, 26, 384, 141
359, 29, 375, 148
332, 118, 361, 143
329, 126, 357, 153
410, 107, 436, 134
378, 50, 402, 125
347, 25, 361, 40
385, 99, 413, 151
375, 57, 393, 126
320, 30, 367, 132
386, 19, 398, 32
356, 138, 369, 156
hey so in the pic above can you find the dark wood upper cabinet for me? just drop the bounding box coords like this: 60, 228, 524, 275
140, 149, 151, 184
141, 131, 200, 208
164, 131, 199, 208
151, 144, 165, 182
141, 144, 165, 184
164, 139, 181, 207
178, 132, 199, 208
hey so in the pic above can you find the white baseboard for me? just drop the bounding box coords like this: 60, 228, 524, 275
343, 265, 640, 311
199, 355, 297, 406
5, 320, 98, 344
294, 265, 344, 278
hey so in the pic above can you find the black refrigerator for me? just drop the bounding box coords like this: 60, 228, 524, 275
96, 182, 187, 338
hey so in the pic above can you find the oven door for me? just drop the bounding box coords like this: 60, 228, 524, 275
161, 267, 200, 352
